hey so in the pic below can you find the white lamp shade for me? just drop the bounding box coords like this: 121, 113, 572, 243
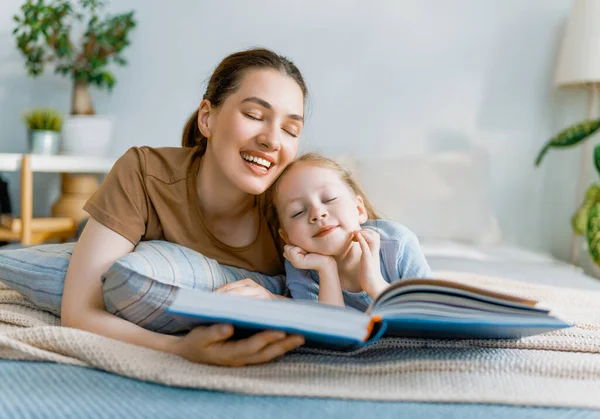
554, 0, 600, 87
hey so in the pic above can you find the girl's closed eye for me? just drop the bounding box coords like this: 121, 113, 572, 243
291, 209, 305, 218
323, 197, 337, 203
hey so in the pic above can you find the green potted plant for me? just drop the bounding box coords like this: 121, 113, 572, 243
23, 108, 63, 155
535, 119, 600, 265
12, 0, 136, 156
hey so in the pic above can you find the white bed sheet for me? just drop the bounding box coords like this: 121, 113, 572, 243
421, 240, 600, 291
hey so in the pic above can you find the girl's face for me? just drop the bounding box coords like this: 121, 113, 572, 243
200, 69, 305, 196
276, 163, 368, 256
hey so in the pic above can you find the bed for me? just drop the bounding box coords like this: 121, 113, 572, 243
0, 362, 598, 419
1, 238, 600, 418
423, 239, 600, 291
1, 150, 600, 417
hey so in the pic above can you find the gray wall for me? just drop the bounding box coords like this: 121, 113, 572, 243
0, 0, 592, 262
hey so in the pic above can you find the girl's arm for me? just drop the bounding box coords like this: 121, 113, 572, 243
283, 246, 344, 307
315, 263, 345, 307
61, 217, 304, 366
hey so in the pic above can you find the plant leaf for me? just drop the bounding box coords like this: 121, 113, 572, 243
23, 108, 63, 131
535, 119, 600, 166
572, 184, 600, 235
587, 201, 600, 266
594, 144, 600, 178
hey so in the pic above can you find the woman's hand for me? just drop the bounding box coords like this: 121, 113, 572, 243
170, 324, 305, 367
355, 229, 389, 299
215, 278, 278, 300
283, 245, 336, 273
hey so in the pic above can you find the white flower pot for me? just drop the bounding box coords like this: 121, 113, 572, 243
61, 115, 114, 157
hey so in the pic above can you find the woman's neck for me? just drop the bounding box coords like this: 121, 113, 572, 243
196, 156, 256, 221
333, 241, 363, 293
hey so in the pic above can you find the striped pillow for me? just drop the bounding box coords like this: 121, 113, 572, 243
102, 241, 285, 333
0, 243, 72, 316
0, 241, 285, 333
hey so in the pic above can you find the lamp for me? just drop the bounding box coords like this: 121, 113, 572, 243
554, 0, 600, 265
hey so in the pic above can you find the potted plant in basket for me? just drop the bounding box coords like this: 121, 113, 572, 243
535, 119, 600, 265
23, 108, 63, 155
12, 0, 136, 156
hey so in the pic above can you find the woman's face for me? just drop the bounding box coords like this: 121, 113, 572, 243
201, 69, 305, 196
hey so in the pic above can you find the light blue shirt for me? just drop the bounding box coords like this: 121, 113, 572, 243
285, 219, 432, 311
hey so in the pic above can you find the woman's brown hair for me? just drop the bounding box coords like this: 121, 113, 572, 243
182, 48, 308, 155
265, 152, 381, 255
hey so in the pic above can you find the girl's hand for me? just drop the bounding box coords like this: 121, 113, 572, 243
355, 229, 389, 299
171, 324, 305, 367
283, 245, 336, 273
215, 279, 278, 300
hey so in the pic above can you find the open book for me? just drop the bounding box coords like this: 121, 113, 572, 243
166, 278, 570, 350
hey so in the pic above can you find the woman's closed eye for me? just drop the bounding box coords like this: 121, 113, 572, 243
244, 113, 262, 121
324, 197, 337, 203
245, 113, 299, 138
282, 125, 300, 138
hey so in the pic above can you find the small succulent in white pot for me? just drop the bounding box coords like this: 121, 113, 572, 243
23, 108, 64, 155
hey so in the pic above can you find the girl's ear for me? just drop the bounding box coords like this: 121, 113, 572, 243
356, 195, 368, 224
278, 228, 289, 245
197, 99, 213, 139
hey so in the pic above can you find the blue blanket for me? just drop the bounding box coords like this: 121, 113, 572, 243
1, 360, 597, 419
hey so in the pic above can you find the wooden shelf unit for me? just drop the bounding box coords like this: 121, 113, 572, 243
0, 153, 116, 245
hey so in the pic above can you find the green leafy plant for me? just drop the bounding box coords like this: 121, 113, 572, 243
535, 118, 600, 264
13, 0, 136, 115
23, 108, 63, 131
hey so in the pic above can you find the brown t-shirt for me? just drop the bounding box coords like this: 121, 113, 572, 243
83, 146, 283, 275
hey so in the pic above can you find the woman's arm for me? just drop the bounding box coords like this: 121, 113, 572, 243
61, 217, 304, 366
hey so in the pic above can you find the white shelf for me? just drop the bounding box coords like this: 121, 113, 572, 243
0, 153, 117, 173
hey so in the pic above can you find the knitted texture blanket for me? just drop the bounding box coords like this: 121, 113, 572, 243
1, 272, 600, 409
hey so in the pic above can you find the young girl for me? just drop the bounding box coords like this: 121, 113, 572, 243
268, 153, 432, 311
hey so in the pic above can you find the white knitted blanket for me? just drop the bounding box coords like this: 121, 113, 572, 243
1, 271, 600, 409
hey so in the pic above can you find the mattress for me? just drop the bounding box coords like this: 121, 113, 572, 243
422, 240, 600, 291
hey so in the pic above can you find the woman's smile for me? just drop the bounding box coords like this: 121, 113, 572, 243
241, 152, 274, 175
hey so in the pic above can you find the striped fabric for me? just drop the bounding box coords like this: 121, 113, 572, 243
0, 243, 73, 316
103, 241, 286, 333
0, 241, 285, 332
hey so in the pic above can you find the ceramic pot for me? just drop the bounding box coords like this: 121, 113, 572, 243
61, 115, 114, 156
28, 130, 61, 155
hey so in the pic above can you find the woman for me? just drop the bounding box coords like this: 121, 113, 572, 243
61, 48, 307, 367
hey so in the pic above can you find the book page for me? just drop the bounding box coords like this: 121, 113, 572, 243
371, 278, 539, 309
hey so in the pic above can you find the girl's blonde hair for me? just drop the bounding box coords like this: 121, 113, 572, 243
264, 152, 381, 255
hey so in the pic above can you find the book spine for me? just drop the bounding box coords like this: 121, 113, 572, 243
364, 315, 387, 344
